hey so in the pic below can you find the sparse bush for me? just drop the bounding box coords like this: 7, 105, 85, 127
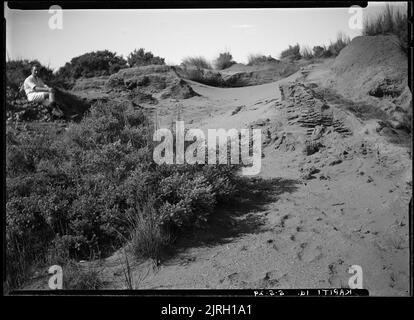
128, 198, 172, 260
363, 4, 408, 53
181, 56, 212, 69
214, 51, 236, 70
247, 54, 277, 65
127, 48, 165, 67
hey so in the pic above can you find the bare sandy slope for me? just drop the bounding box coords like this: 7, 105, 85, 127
24, 61, 411, 296
88, 61, 410, 296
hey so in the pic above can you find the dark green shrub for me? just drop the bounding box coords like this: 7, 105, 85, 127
6, 101, 243, 288
127, 48, 165, 67
181, 56, 212, 69
54, 50, 128, 89
280, 43, 301, 60
214, 52, 236, 70
247, 54, 277, 65
327, 32, 351, 56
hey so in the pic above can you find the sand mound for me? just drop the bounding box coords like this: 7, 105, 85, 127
222, 61, 301, 86
177, 60, 300, 87
332, 35, 411, 130
106, 65, 199, 100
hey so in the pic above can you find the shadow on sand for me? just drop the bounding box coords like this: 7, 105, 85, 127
160, 176, 300, 262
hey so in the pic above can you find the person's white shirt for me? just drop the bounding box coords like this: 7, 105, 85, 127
23, 75, 49, 96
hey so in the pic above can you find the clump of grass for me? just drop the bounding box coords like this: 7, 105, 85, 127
327, 32, 351, 56
363, 3, 408, 53
181, 56, 212, 69
300, 46, 313, 60
214, 51, 236, 70
63, 261, 103, 290
312, 45, 331, 58
127, 199, 172, 261
121, 249, 153, 289
280, 43, 301, 60
247, 54, 277, 65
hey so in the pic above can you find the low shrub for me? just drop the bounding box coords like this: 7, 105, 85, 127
247, 54, 277, 65
6, 100, 243, 288
63, 261, 103, 290
280, 43, 301, 61
181, 56, 212, 69
312, 45, 331, 58
127, 48, 165, 67
214, 52, 236, 70
53, 50, 128, 89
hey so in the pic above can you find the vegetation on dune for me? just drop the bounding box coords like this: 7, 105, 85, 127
363, 4, 408, 53
300, 46, 313, 60
181, 56, 212, 69
214, 51, 236, 70
56, 50, 128, 82
7, 48, 166, 91
280, 43, 301, 61
5, 100, 242, 289
127, 48, 166, 67
327, 32, 351, 56
281, 33, 351, 61
247, 54, 277, 66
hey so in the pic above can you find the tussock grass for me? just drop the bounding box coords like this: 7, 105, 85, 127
214, 52, 236, 70
181, 56, 212, 69
127, 199, 173, 261
280, 43, 301, 60
300, 46, 313, 60
63, 261, 103, 290
363, 3, 408, 53
247, 54, 277, 65
327, 32, 351, 56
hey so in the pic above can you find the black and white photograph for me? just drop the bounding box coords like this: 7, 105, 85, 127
4, 1, 412, 299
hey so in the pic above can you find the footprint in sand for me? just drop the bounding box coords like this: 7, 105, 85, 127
327, 259, 348, 287
297, 242, 323, 263
219, 272, 251, 288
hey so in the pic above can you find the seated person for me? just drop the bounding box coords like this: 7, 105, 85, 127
23, 65, 65, 117
23, 65, 56, 105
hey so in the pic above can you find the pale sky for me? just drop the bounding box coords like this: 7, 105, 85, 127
5, 2, 407, 70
